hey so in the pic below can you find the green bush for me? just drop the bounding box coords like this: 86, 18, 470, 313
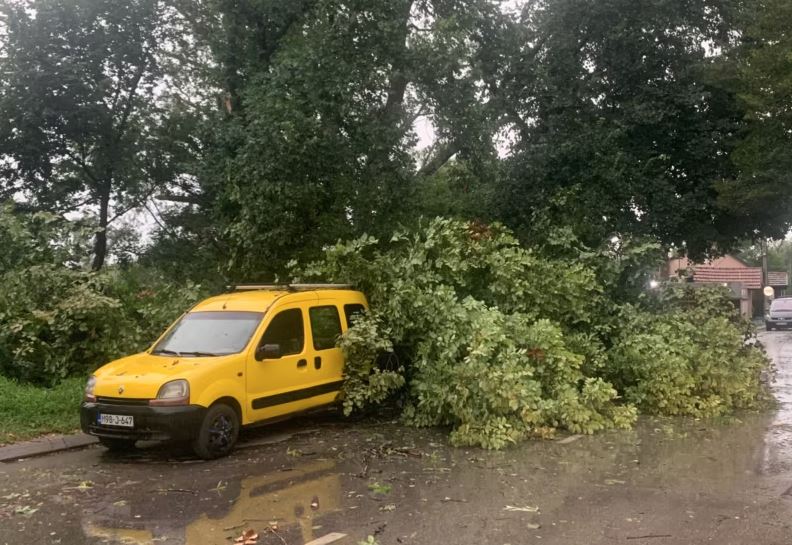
0, 203, 92, 273
0, 266, 126, 383
606, 286, 769, 417
105, 266, 207, 350
0, 264, 207, 385
0, 203, 211, 386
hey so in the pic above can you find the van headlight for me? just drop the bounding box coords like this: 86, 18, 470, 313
149, 379, 190, 406
84, 375, 97, 402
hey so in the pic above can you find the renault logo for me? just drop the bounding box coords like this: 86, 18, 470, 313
118, 385, 125, 395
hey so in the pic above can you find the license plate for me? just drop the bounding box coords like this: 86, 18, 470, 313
98, 414, 134, 428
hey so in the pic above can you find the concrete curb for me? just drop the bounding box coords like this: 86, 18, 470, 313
0, 425, 321, 463
0, 433, 98, 462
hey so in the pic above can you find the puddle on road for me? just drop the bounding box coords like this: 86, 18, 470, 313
80, 458, 351, 545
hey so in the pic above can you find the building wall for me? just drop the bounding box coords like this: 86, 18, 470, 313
742, 296, 753, 318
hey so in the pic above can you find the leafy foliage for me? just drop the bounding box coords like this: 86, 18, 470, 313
0, 205, 206, 384
299, 219, 769, 448
0, 203, 91, 272
0, 265, 205, 384
606, 286, 769, 417
490, 0, 787, 259
715, 0, 792, 241
0, 266, 124, 383
298, 218, 638, 448
0, 0, 782, 448
0, 0, 200, 269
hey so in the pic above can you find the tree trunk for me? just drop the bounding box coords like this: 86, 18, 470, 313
91, 188, 110, 270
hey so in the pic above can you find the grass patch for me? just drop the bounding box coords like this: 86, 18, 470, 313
0, 376, 83, 445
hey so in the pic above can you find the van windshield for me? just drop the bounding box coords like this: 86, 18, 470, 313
771, 299, 792, 311
152, 311, 263, 357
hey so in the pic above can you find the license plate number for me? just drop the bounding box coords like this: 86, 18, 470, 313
98, 414, 134, 428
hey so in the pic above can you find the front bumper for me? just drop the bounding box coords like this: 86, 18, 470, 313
766, 318, 792, 328
80, 401, 206, 442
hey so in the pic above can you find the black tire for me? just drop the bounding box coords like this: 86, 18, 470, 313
766, 324, 773, 331
192, 403, 239, 460
99, 437, 137, 452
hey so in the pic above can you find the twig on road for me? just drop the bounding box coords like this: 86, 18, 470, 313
266, 526, 287, 545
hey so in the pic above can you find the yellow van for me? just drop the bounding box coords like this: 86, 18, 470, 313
80, 284, 367, 459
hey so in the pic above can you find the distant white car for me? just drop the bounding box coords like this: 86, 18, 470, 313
765, 297, 792, 330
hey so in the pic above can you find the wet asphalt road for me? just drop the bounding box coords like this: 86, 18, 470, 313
2, 332, 792, 545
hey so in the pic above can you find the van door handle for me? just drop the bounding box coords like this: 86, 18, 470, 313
314, 356, 322, 370
297, 359, 307, 368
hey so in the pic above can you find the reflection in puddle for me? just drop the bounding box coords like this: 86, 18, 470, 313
82, 460, 343, 545
185, 460, 342, 544
83, 522, 155, 545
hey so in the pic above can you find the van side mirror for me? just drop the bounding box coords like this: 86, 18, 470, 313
256, 343, 281, 361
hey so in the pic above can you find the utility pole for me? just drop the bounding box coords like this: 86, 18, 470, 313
786, 239, 792, 297
762, 239, 769, 314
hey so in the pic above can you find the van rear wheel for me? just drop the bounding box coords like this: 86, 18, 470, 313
192, 404, 239, 460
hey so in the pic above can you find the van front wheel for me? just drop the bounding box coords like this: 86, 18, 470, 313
192, 404, 239, 460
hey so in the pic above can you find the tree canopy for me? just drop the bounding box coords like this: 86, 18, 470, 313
0, 0, 790, 276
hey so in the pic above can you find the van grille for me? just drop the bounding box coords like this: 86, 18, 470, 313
96, 396, 150, 406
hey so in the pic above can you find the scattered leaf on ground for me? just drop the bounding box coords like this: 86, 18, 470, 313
14, 505, 38, 516
504, 505, 540, 513
234, 529, 258, 544
368, 482, 392, 495
209, 480, 227, 493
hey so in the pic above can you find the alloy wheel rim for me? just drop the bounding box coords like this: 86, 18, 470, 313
208, 414, 233, 451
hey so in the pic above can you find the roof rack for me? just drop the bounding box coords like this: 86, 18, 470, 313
229, 283, 354, 292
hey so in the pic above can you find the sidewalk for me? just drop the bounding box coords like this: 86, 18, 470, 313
0, 433, 98, 462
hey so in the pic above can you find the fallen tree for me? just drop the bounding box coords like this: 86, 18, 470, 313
297, 218, 770, 448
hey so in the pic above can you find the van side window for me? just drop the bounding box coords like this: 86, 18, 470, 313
344, 304, 366, 327
260, 309, 304, 356
309, 306, 342, 350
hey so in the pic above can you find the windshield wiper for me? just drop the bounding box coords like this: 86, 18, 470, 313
178, 351, 223, 357
152, 349, 182, 356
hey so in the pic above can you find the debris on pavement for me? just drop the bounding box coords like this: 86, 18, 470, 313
304, 533, 348, 545
235, 529, 258, 544
504, 505, 540, 513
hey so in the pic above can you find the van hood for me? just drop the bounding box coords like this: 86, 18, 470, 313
93, 352, 234, 400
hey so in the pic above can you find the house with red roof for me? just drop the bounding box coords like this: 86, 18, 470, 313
666, 254, 788, 317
